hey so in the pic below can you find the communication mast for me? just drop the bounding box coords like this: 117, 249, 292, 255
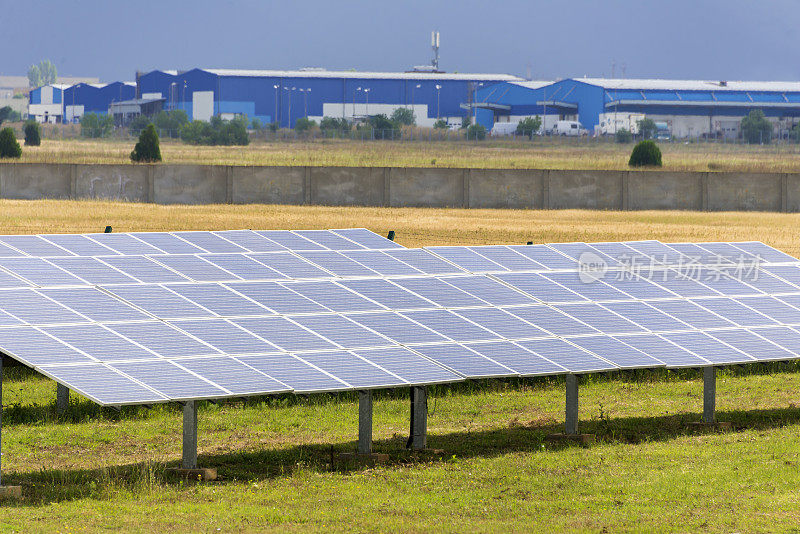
431, 31, 440, 70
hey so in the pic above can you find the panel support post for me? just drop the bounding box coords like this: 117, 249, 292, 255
409, 386, 427, 450
358, 390, 373, 455
182, 400, 198, 470
565, 374, 579, 435
56, 383, 69, 415
703, 366, 716, 424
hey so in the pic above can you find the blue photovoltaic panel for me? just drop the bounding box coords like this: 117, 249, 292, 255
384, 249, 467, 275
599, 273, 677, 300
227, 282, 328, 314
0, 258, 87, 286
331, 228, 405, 249
516, 338, 617, 373
695, 242, 759, 262
199, 254, 285, 280
540, 272, 633, 301
248, 252, 332, 278
297, 351, 406, 389
38, 364, 167, 405
640, 268, 721, 297
622, 240, 688, 265
734, 296, 800, 324
41, 234, 117, 256
613, 334, 708, 367
464, 341, 566, 376
401, 309, 501, 342
662, 331, 755, 365
443, 276, 538, 306
0, 268, 32, 289
0, 327, 94, 366
112, 360, 229, 399
691, 268, 761, 296
295, 251, 378, 277
391, 277, 488, 308
150, 255, 240, 282
338, 279, 436, 310
589, 242, 641, 265
212, 230, 287, 252
546, 242, 623, 267
427, 247, 508, 272
282, 281, 384, 312
340, 250, 422, 276
553, 303, 647, 334
176, 357, 290, 395
293, 230, 367, 250
88, 233, 167, 255
233, 316, 338, 352
46, 257, 138, 285
236, 354, 349, 393
599, 301, 690, 332
103, 285, 214, 319
0, 290, 88, 324
352, 346, 462, 384
494, 272, 586, 303
41, 324, 157, 361
345, 312, 448, 345
706, 329, 797, 362
411, 343, 517, 377
130, 233, 207, 254
38, 287, 152, 322
730, 241, 799, 263
255, 231, 325, 251
567, 336, 665, 369
505, 305, 599, 337
761, 265, 800, 285
169, 319, 280, 354
289, 314, 391, 349
646, 299, 736, 330
165, 283, 272, 317
0, 308, 25, 327
105, 322, 219, 357
0, 241, 26, 257
173, 231, 248, 253
99, 256, 190, 283
749, 326, 800, 354
508, 245, 576, 269
690, 297, 777, 327
0, 235, 72, 257
467, 246, 546, 271
454, 307, 550, 339
731, 270, 798, 294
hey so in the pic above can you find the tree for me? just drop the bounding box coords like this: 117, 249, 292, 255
128, 114, 152, 133
27, 60, 57, 87
0, 106, 12, 127
130, 124, 162, 162
433, 119, 448, 129
251, 118, 262, 131
27, 65, 41, 88
80, 113, 114, 138
179, 116, 249, 146
629, 140, 662, 167
637, 118, 657, 140
740, 110, 773, 144
615, 128, 633, 143
467, 123, 486, 140
294, 117, 316, 132
390, 107, 415, 126
0, 128, 21, 159
516, 116, 542, 138
153, 110, 189, 138
24, 121, 41, 146
320, 117, 350, 131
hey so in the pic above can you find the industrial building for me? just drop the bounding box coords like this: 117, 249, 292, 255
474, 78, 800, 138
29, 82, 135, 123
136, 68, 522, 127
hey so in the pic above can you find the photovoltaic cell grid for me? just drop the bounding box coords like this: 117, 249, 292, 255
1, 234, 800, 407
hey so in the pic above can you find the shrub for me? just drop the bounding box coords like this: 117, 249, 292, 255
153, 110, 189, 138
23, 121, 40, 146
179, 116, 249, 146
127, 114, 151, 133
628, 140, 662, 167
467, 123, 486, 140
433, 119, 448, 129
390, 107, 415, 126
80, 113, 114, 138
516, 116, 542, 139
741, 110, 773, 144
251, 118, 262, 131
130, 124, 161, 162
0, 128, 22, 158
294, 117, 316, 132
615, 128, 632, 143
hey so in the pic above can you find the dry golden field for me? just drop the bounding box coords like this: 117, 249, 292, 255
9, 136, 800, 172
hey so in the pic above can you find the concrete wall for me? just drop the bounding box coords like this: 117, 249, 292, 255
2, 163, 800, 212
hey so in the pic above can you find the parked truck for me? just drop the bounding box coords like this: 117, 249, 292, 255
597, 112, 646, 136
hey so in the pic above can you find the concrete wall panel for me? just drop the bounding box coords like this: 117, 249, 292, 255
628, 171, 702, 210
707, 173, 781, 211
0, 163, 71, 199
231, 166, 305, 205
310, 167, 383, 206
153, 165, 227, 204
468, 169, 544, 209
75, 164, 147, 201
548, 170, 623, 210
389, 168, 464, 207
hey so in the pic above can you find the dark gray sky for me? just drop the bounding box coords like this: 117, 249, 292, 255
5, 0, 799, 82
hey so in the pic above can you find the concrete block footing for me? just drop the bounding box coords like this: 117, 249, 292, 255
686, 421, 733, 432
0, 486, 22, 499
545, 433, 596, 446
165, 467, 217, 481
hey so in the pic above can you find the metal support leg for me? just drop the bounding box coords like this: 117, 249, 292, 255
410, 386, 427, 450
565, 374, 579, 435
56, 383, 69, 415
358, 390, 373, 455
182, 401, 198, 469
703, 366, 716, 424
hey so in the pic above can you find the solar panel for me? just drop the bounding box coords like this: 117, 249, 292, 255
226, 282, 329, 314
169, 319, 280, 354
198, 254, 285, 280
0, 290, 89, 324
150, 255, 240, 282
705, 329, 797, 362
37, 364, 167, 405
0, 258, 86, 286
460, 341, 566, 376
646, 299, 736, 330
661, 331, 755, 365
516, 338, 617, 373
255, 231, 324, 251
338, 279, 436, 309
391, 277, 488, 308
294, 350, 407, 388
295, 251, 378, 277
730, 242, 799, 263
232, 316, 338, 352
599, 301, 690, 332
540, 272, 632, 301
46, 257, 138, 285
613, 334, 708, 367
505, 305, 599, 337
467, 246, 546, 271
0, 327, 94, 366
289, 314, 392, 349
735, 296, 800, 324
38, 287, 152, 322
165, 284, 273, 317
111, 360, 229, 399
411, 343, 517, 377
212, 230, 287, 252
351, 346, 461, 384
567, 336, 665, 369
345, 312, 449, 345
41, 234, 118, 256
282, 281, 384, 312
131, 233, 207, 254
339, 250, 422, 276
454, 307, 550, 339
507, 244, 577, 269
444, 276, 538, 306
99, 256, 191, 283
427, 246, 508, 272
401, 309, 501, 342
87, 233, 166, 255
552, 303, 647, 335
105, 322, 219, 357
0, 235, 73, 257
173, 231, 248, 253
546, 242, 624, 267
383, 249, 468, 274
236, 354, 349, 393
175, 357, 290, 395
493, 272, 587, 303
331, 228, 405, 249
293, 230, 367, 251
248, 252, 332, 278
690, 297, 777, 327
102, 285, 214, 319
41, 324, 158, 361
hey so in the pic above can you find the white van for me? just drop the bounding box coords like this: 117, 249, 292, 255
553, 120, 587, 136
490, 122, 519, 136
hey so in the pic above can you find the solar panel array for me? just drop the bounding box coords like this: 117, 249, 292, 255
0, 230, 798, 407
